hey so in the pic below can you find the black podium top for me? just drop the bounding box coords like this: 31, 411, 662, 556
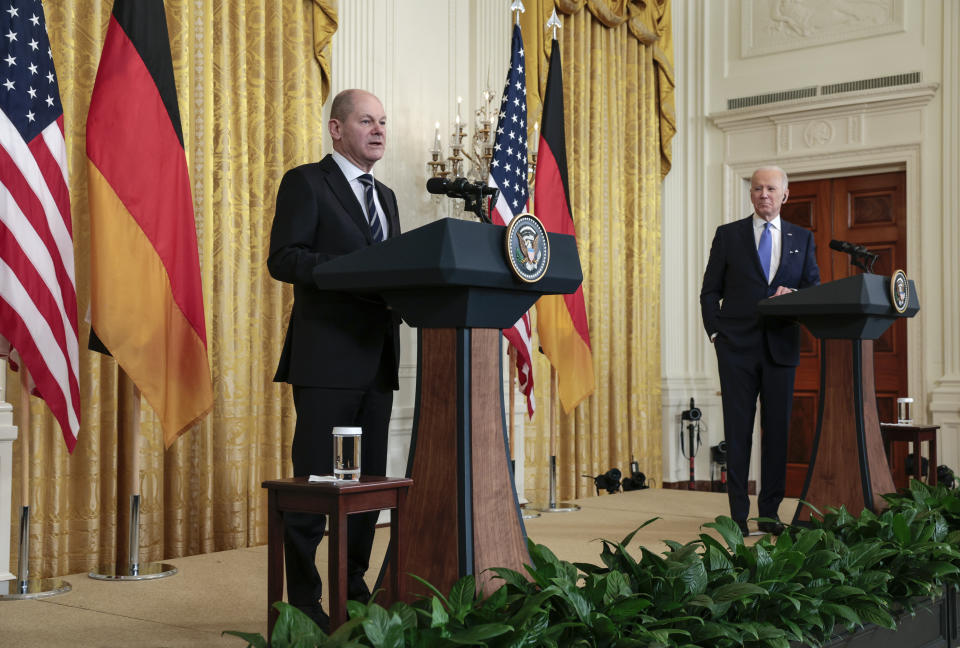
312, 218, 583, 329
757, 273, 919, 340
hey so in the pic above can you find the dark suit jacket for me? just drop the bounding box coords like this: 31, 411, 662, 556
700, 215, 820, 366
268, 154, 402, 388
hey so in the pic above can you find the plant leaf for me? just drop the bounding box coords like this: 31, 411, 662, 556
447, 623, 514, 644
429, 596, 449, 628
448, 575, 476, 622
710, 582, 768, 603
221, 630, 268, 648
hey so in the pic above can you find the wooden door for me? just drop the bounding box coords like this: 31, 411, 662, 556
779, 171, 907, 496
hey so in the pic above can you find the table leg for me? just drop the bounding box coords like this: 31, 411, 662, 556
392, 489, 407, 605
266, 490, 284, 642
328, 506, 348, 630
930, 438, 938, 486
912, 440, 922, 484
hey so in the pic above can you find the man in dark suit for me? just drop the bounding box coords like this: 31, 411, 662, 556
267, 89, 401, 630
700, 166, 819, 536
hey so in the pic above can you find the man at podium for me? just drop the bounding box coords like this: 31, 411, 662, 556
700, 166, 819, 536
267, 89, 402, 629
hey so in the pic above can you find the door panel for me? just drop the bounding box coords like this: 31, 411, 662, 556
780, 171, 907, 496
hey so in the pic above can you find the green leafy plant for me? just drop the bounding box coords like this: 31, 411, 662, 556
226, 479, 960, 648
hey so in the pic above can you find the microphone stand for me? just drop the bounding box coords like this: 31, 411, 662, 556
850, 252, 877, 274
461, 187, 497, 224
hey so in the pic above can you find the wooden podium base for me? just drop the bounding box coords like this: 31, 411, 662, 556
793, 339, 895, 523
382, 328, 529, 598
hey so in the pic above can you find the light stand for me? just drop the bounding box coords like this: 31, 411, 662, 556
680, 398, 702, 491
710, 441, 727, 492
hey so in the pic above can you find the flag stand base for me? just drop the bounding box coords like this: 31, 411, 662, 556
0, 507, 71, 600
0, 577, 72, 600
529, 456, 580, 514
88, 495, 177, 581
88, 562, 178, 581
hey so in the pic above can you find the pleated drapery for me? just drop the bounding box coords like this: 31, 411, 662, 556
7, 0, 332, 578
520, 0, 674, 503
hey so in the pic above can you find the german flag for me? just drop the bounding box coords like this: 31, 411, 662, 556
86, 0, 212, 447
533, 37, 595, 414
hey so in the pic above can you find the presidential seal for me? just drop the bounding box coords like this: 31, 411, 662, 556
890, 269, 909, 314
505, 213, 550, 283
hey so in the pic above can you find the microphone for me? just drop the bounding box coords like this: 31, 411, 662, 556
829, 239, 870, 256
829, 239, 879, 273
426, 176, 498, 199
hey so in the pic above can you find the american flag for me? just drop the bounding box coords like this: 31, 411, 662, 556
488, 23, 534, 418
0, 0, 80, 451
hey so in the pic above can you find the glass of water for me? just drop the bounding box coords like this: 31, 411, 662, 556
897, 398, 914, 425
332, 426, 362, 480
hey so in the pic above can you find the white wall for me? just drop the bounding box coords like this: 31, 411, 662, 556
664, 0, 960, 494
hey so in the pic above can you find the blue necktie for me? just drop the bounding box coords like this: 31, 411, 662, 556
358, 174, 384, 243
758, 222, 771, 282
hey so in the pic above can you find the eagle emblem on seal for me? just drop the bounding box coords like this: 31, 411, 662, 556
505, 213, 550, 283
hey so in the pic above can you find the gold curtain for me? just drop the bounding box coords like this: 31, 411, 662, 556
520, 0, 674, 503
7, 0, 334, 578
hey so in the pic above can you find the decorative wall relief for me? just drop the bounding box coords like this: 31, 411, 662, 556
741, 0, 904, 57
803, 119, 834, 147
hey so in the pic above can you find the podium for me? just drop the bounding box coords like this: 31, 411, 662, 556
312, 218, 583, 596
758, 274, 919, 523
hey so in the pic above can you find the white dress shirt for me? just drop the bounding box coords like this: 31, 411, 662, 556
753, 213, 782, 284
331, 151, 389, 238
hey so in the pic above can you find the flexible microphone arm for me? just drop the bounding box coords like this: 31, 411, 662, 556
425, 177, 498, 224
829, 239, 879, 273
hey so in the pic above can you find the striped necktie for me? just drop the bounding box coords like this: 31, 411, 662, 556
358, 174, 384, 243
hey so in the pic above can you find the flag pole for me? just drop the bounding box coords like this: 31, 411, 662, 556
530, 366, 579, 513
508, 346, 516, 463
508, 347, 540, 519
0, 369, 71, 600
89, 367, 176, 581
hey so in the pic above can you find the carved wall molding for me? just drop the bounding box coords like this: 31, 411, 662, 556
711, 82, 937, 131
741, 0, 905, 58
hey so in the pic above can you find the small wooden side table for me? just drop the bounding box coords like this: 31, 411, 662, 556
262, 476, 413, 637
880, 423, 940, 486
